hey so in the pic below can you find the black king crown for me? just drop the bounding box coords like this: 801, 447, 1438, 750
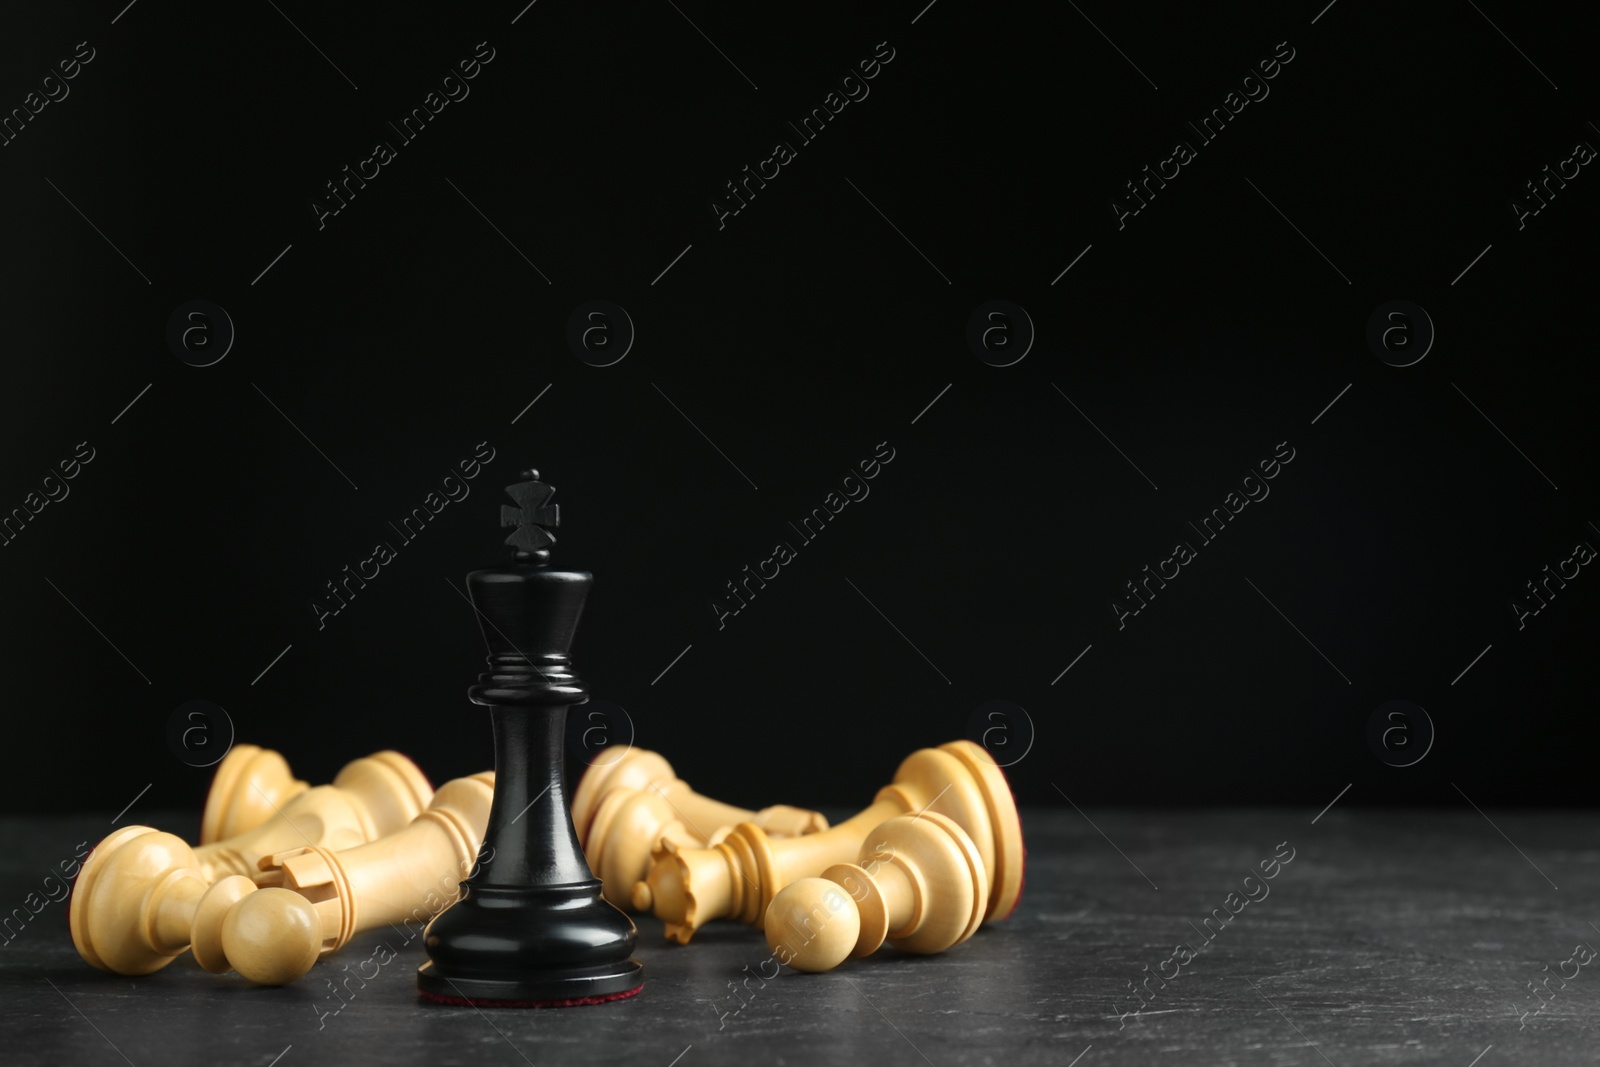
500, 470, 559, 557
417, 467, 644, 1006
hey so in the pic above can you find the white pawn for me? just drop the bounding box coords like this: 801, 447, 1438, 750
764, 811, 988, 973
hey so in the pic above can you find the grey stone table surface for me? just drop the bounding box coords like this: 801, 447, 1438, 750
2, 807, 1595, 1067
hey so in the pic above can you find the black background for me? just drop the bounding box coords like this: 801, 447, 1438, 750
2, 0, 1595, 814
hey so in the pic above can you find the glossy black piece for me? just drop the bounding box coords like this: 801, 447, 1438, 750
418, 469, 643, 1004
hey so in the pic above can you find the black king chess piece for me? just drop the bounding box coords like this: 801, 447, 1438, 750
418, 469, 644, 1006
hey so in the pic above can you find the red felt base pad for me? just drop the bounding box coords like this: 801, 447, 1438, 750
420, 984, 643, 1010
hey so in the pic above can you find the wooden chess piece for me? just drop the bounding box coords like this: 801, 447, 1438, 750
70, 750, 434, 961
764, 811, 986, 972
574, 748, 828, 909
69, 772, 493, 981
631, 740, 1023, 944
218, 771, 497, 985
417, 469, 643, 1006
193, 750, 434, 881
200, 744, 306, 843
200, 745, 431, 844
70, 825, 258, 976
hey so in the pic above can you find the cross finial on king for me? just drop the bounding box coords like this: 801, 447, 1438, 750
501, 468, 560, 557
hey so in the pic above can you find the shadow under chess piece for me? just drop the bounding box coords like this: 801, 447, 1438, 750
764, 811, 987, 973
200, 745, 431, 845
417, 469, 643, 1007
632, 740, 1023, 944
69, 773, 494, 982
574, 747, 828, 909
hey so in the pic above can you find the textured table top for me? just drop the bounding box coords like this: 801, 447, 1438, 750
2, 807, 1593, 1067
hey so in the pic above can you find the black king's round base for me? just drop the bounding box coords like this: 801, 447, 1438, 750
416, 862, 644, 1004
419, 538, 643, 1007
